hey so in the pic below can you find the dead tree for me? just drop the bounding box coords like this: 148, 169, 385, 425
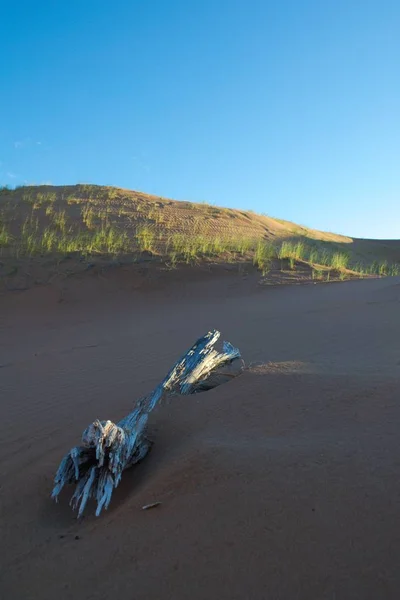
52, 330, 243, 517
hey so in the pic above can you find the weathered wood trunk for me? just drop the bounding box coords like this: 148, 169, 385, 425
52, 330, 243, 517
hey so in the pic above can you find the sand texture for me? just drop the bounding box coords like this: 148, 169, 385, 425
1, 270, 400, 599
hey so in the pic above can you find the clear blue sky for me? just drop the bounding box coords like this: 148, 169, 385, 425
1, 1, 399, 239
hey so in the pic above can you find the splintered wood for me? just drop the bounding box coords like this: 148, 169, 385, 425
51, 330, 243, 517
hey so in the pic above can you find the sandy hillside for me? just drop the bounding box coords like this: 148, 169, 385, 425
1, 269, 400, 599
0, 183, 354, 245
1, 185, 400, 292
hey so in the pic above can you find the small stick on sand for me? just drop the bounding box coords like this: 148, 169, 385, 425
142, 502, 161, 510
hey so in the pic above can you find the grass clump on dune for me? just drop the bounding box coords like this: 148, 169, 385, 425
253, 240, 276, 273
278, 240, 306, 262
0, 214, 11, 250
136, 226, 156, 253
329, 252, 350, 270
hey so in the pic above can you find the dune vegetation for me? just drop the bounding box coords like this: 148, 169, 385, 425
0, 184, 399, 285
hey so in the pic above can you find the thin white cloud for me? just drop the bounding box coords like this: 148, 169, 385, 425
7, 172, 17, 179
13, 137, 39, 149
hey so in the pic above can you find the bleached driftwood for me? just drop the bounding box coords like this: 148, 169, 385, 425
52, 330, 243, 517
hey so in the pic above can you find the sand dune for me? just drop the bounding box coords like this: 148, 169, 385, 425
2, 185, 400, 294
1, 271, 400, 599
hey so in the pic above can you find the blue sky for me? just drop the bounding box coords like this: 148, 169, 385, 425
1, 1, 399, 239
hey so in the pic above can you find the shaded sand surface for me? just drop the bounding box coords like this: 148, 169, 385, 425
1, 270, 400, 599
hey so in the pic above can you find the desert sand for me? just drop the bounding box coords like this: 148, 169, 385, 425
1, 267, 400, 599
